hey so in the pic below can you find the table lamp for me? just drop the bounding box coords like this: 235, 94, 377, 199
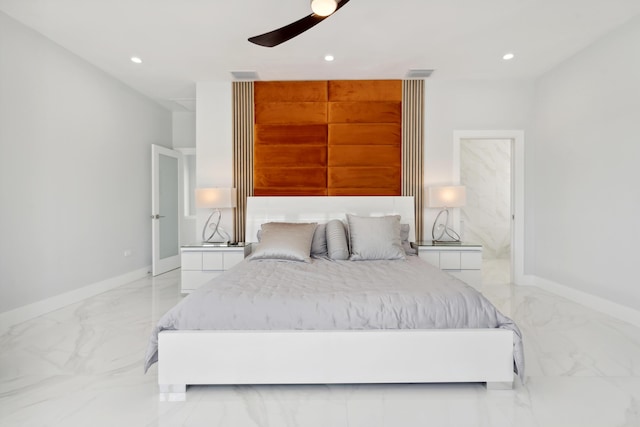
195, 187, 237, 243
426, 185, 466, 242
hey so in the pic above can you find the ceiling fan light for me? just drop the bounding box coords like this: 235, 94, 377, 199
311, 0, 337, 16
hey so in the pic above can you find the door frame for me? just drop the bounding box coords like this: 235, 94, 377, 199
453, 130, 525, 285
151, 144, 183, 276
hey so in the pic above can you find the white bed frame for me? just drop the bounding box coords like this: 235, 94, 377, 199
158, 196, 514, 400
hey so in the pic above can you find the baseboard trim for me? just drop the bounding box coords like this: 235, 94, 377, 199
514, 273, 535, 286
533, 276, 640, 328
0, 266, 150, 332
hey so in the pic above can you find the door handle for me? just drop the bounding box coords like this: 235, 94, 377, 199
151, 214, 166, 219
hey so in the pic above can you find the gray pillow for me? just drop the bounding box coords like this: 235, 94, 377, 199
249, 222, 317, 262
310, 223, 328, 257
400, 223, 417, 255
347, 214, 406, 261
257, 223, 327, 257
326, 219, 349, 260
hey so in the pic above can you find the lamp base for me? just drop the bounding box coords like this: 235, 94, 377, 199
431, 208, 462, 242
202, 209, 232, 244
432, 240, 463, 245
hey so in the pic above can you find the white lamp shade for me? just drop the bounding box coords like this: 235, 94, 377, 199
311, 0, 337, 16
427, 186, 466, 208
195, 188, 237, 209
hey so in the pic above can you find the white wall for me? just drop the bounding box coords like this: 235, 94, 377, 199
195, 82, 234, 240
0, 12, 172, 314
172, 112, 196, 149
531, 15, 640, 311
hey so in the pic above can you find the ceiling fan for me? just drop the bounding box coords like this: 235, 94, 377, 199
248, 0, 351, 47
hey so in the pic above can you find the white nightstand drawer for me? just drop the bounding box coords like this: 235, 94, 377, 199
413, 242, 483, 290
180, 244, 250, 294
440, 252, 461, 270
202, 252, 224, 270
461, 252, 482, 270
181, 252, 202, 271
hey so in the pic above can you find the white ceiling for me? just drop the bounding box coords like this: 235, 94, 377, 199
1, 0, 639, 111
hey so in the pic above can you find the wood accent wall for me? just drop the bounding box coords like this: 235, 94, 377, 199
253, 80, 402, 196
328, 80, 401, 195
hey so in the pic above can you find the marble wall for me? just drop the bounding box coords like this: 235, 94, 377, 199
460, 139, 511, 259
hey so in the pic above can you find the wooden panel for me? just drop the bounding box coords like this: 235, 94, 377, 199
255, 102, 327, 124
329, 80, 402, 102
255, 81, 328, 103
328, 166, 401, 190
328, 188, 400, 196
253, 80, 404, 198
255, 145, 326, 167
328, 102, 401, 123
328, 123, 400, 145
254, 188, 328, 196
329, 145, 400, 167
255, 124, 327, 145
254, 167, 326, 189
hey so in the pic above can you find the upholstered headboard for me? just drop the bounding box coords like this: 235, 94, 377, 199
245, 196, 416, 243
253, 80, 402, 196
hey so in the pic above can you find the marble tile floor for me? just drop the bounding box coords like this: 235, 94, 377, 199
2, 264, 640, 427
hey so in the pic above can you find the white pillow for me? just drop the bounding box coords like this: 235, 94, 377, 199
249, 222, 317, 262
346, 214, 406, 261
326, 219, 349, 260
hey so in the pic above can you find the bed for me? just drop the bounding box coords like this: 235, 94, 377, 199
146, 196, 523, 400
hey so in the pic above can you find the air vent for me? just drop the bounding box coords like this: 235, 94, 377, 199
405, 69, 434, 79
231, 71, 260, 81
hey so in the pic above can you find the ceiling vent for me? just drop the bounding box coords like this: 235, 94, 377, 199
231, 71, 260, 81
405, 69, 434, 79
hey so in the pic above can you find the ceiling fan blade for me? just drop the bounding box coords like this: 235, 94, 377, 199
248, 0, 351, 47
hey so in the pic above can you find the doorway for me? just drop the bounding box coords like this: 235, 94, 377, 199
453, 130, 525, 286
460, 138, 512, 283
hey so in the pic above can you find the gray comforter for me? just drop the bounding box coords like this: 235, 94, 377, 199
145, 256, 524, 379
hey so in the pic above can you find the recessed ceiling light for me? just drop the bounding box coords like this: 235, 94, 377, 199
131, 56, 142, 64
502, 53, 515, 61
324, 55, 334, 62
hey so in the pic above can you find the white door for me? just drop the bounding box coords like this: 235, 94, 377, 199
151, 144, 182, 276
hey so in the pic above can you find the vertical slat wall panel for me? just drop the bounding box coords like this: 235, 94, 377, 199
232, 81, 254, 243
402, 80, 425, 241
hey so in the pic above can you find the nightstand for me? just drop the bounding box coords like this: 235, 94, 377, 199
412, 241, 483, 290
180, 243, 251, 294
